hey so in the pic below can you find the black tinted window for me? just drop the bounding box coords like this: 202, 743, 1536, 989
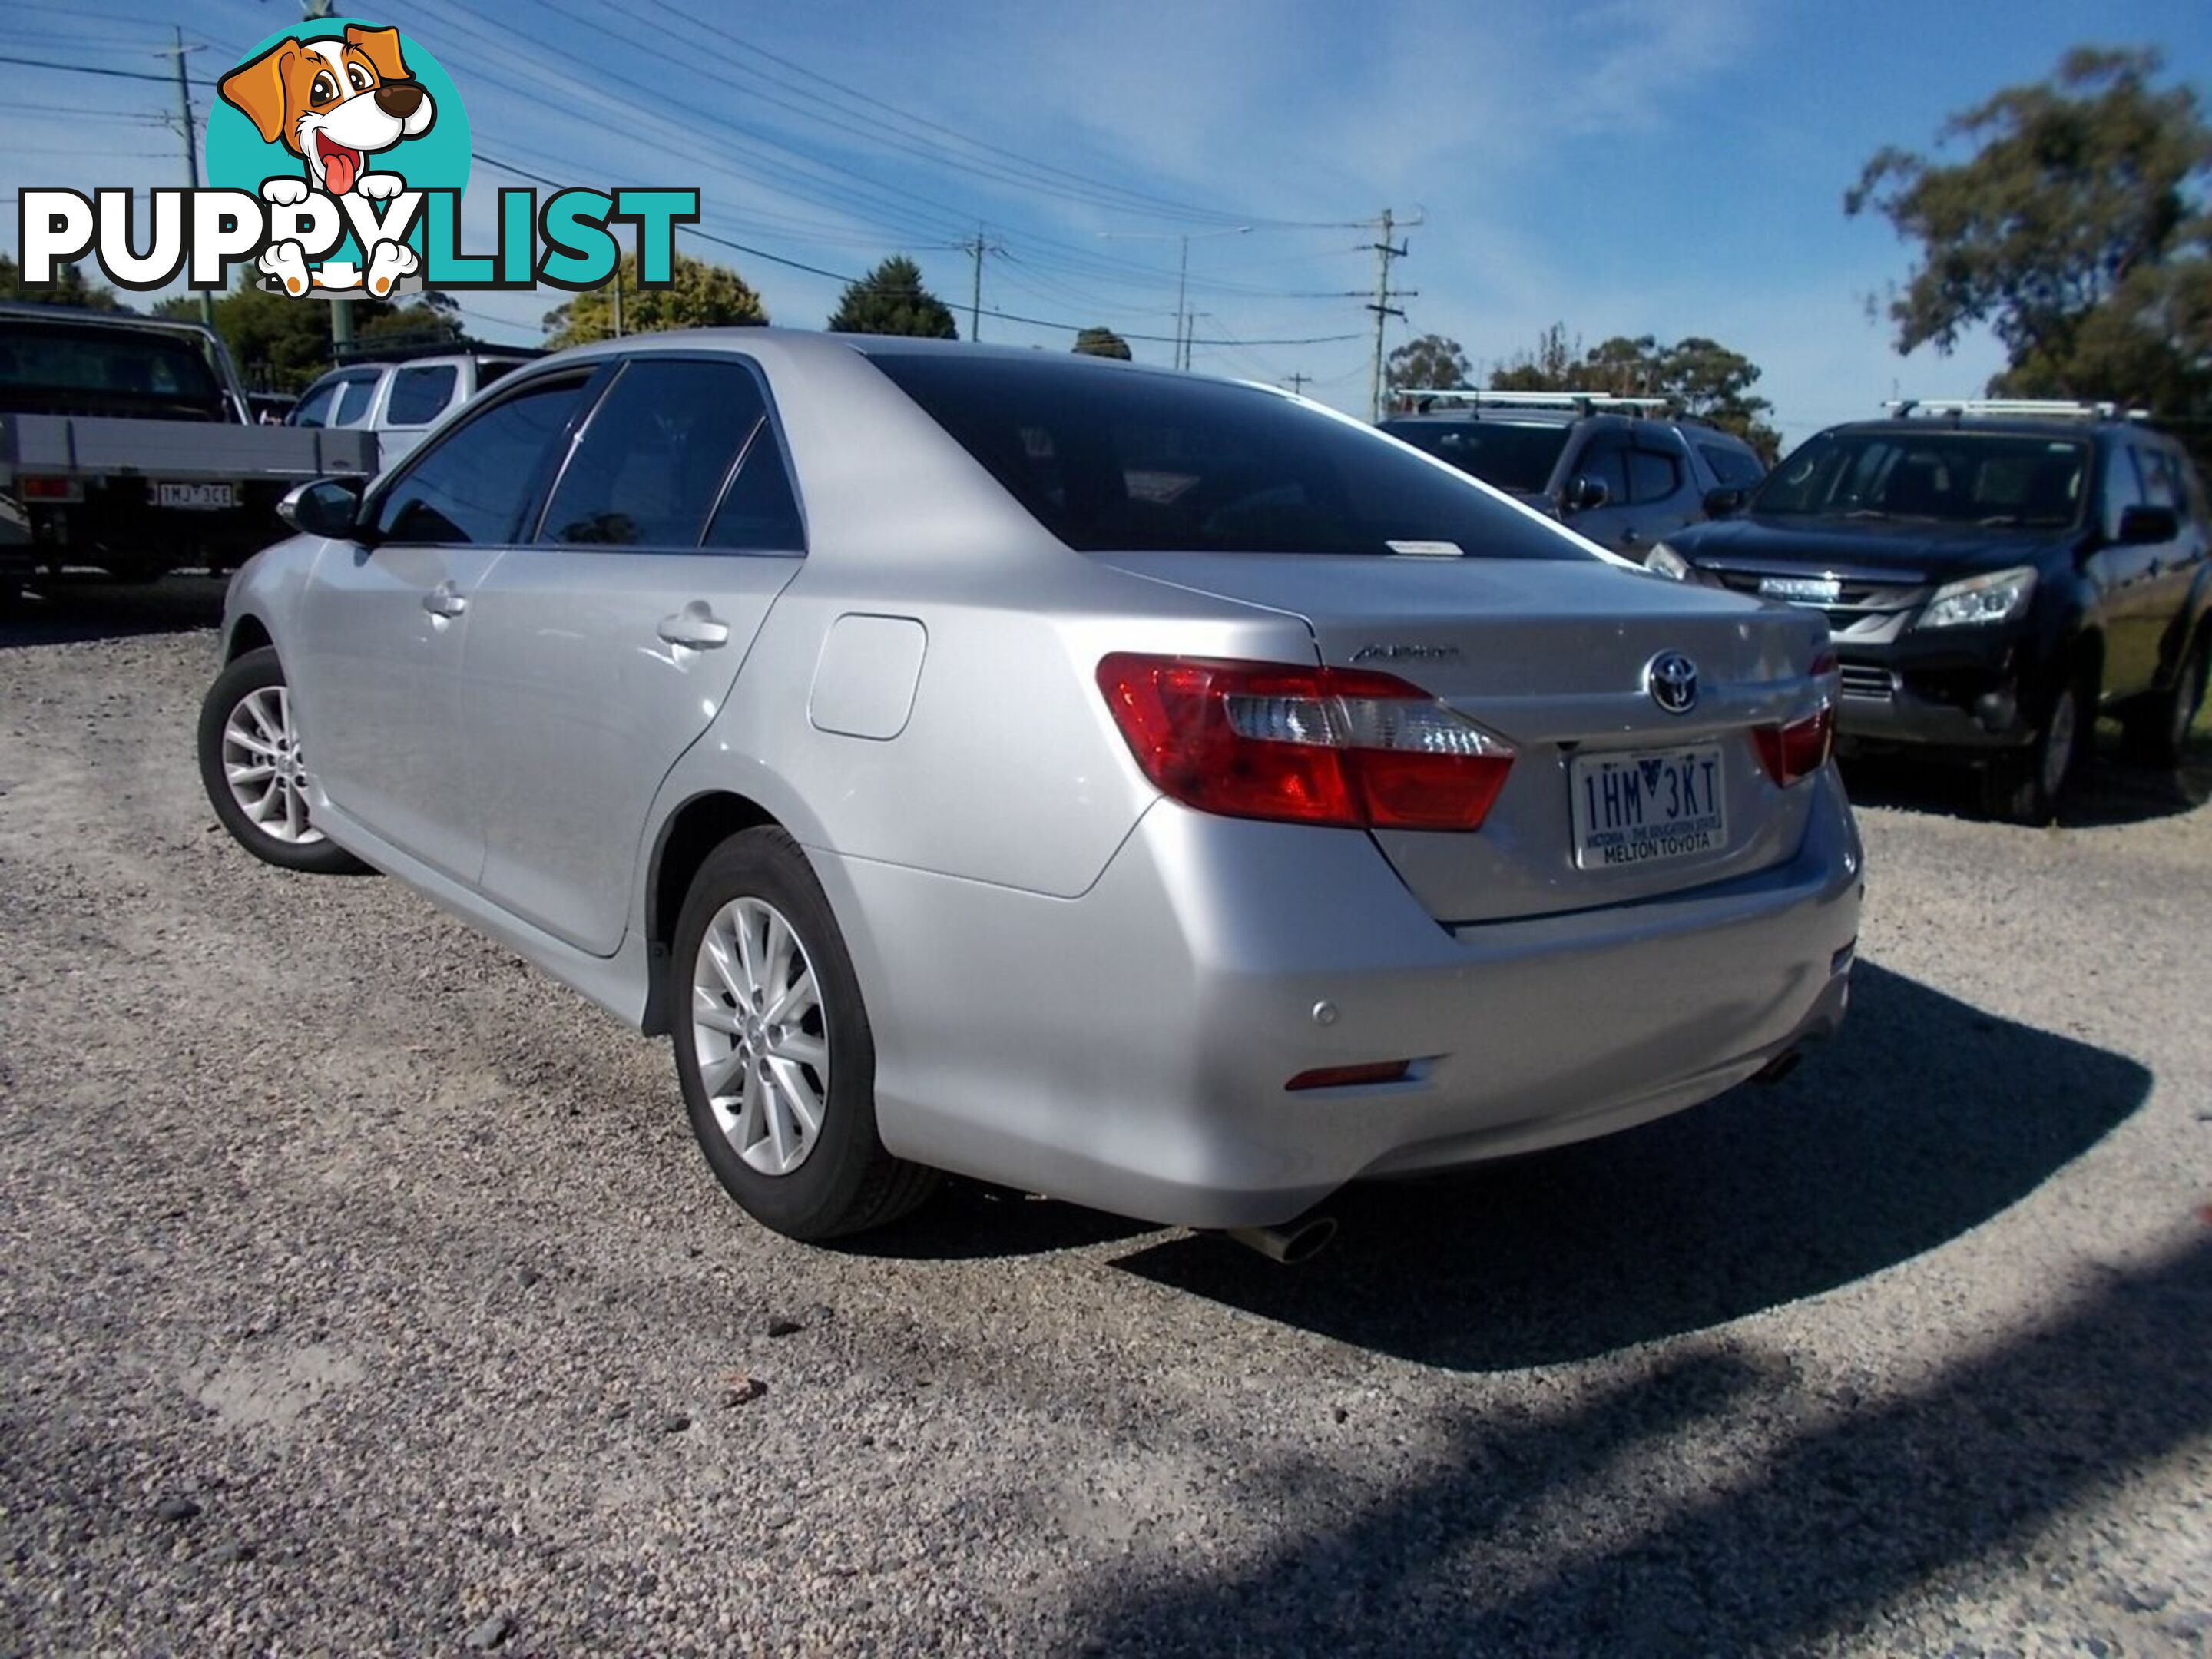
874, 356, 1584, 559
375, 376, 588, 545
1377, 420, 1569, 495
333, 374, 379, 426
386, 364, 457, 426
704, 422, 806, 551
1757, 430, 2088, 527
1626, 446, 1681, 505
1699, 442, 1764, 488
291, 379, 339, 428
541, 359, 766, 547
1574, 435, 1630, 504
478, 359, 524, 389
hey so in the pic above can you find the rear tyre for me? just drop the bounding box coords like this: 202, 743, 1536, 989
196, 646, 369, 874
1979, 672, 2088, 826
2121, 634, 2206, 768
670, 827, 937, 1241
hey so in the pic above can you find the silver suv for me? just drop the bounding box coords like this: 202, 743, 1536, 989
288, 347, 534, 470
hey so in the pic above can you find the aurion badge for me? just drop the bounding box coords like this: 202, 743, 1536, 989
1646, 651, 1700, 715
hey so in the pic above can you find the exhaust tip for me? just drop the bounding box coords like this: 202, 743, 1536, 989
1225, 1214, 1338, 1265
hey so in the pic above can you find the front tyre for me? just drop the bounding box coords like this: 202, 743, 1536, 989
1979, 674, 2086, 826
196, 646, 368, 874
671, 827, 937, 1240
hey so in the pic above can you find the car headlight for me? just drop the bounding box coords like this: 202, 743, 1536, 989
1916, 565, 2038, 630
1646, 541, 1692, 581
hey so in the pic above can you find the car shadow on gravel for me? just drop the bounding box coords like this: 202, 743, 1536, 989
1108, 960, 2150, 1371
1839, 730, 2212, 827
0, 574, 227, 649
1069, 1236, 2212, 1654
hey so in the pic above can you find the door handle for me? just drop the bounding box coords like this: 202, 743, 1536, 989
657, 601, 730, 651
422, 583, 466, 619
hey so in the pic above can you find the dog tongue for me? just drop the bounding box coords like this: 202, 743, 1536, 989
325, 149, 357, 195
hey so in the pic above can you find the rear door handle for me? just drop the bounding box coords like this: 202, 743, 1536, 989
657, 601, 730, 651
422, 583, 467, 619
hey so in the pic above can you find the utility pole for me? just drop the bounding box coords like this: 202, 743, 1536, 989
1098, 224, 1247, 367
1284, 372, 1311, 396
1365, 208, 1420, 422
611, 257, 624, 337
157, 28, 215, 329
959, 226, 1004, 342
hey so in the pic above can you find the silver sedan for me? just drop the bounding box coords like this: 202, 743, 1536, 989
199, 331, 1860, 1250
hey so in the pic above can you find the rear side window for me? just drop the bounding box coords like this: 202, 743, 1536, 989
1626, 447, 1682, 505
1699, 442, 1763, 488
540, 359, 767, 547
704, 422, 806, 551
386, 364, 458, 426
374, 376, 590, 545
333, 373, 379, 426
871, 355, 1586, 559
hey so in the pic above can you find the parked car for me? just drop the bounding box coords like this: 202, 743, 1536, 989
1651, 399, 2212, 823
288, 345, 537, 470
0, 304, 376, 591
1379, 391, 1768, 559
198, 334, 1859, 1252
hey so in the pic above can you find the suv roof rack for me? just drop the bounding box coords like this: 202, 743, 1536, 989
1885, 397, 2150, 423
1394, 389, 1674, 417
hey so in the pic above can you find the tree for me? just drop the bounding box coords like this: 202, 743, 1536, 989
1490, 323, 1579, 390
544, 250, 767, 348
155, 281, 389, 390
1073, 326, 1131, 360
1846, 46, 2212, 413
0, 255, 127, 311
826, 256, 958, 338
1385, 333, 1472, 393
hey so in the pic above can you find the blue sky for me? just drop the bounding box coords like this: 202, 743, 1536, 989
5, 0, 2207, 442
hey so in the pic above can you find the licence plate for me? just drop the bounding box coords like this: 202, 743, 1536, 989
155, 482, 237, 511
1570, 743, 1727, 869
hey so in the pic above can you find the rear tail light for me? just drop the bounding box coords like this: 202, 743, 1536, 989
1096, 654, 1515, 831
1753, 704, 1834, 787
18, 476, 75, 502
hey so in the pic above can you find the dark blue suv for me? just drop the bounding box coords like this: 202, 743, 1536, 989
1651, 401, 2211, 823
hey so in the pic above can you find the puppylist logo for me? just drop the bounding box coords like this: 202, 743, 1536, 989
17, 18, 697, 302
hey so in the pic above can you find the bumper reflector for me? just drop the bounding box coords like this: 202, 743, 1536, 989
1285, 1060, 1412, 1092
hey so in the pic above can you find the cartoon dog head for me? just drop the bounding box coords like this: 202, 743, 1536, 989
219, 26, 435, 197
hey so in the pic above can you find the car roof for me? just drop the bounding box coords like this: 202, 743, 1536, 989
0, 301, 220, 343
1384, 406, 1757, 448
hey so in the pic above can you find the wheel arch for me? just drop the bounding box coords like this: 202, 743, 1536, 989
641, 790, 784, 1035
224, 611, 274, 663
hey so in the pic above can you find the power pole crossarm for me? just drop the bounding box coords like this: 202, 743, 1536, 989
1364, 208, 1422, 422
960, 227, 1004, 343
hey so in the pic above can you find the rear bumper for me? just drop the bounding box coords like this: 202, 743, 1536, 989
815, 770, 1864, 1229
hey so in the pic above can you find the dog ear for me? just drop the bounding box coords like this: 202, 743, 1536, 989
219, 39, 299, 148
343, 25, 410, 83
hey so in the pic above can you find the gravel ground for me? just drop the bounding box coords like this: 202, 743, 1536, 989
1, 578, 2207, 1656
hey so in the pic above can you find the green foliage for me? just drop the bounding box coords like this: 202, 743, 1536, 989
1385, 333, 1471, 392
827, 256, 958, 339
1846, 46, 2212, 413
1486, 325, 1781, 458
155, 283, 369, 390
543, 251, 767, 349
1073, 326, 1132, 360
0, 255, 129, 312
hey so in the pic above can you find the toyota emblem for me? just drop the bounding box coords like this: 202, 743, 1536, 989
1646, 651, 1700, 714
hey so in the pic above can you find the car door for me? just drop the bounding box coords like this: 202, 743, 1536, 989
2089, 443, 2169, 697
2137, 442, 2208, 687
457, 355, 806, 956
288, 369, 596, 883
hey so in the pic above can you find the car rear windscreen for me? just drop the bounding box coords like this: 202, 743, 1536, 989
870, 354, 1588, 559
0, 320, 226, 417
1379, 419, 1571, 495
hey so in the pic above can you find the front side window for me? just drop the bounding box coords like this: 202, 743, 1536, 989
333, 373, 379, 426
1626, 446, 1682, 505
873, 355, 1587, 560
2136, 446, 2190, 521
386, 364, 459, 427
539, 359, 767, 547
373, 375, 590, 545
1756, 430, 2088, 528
1572, 434, 1631, 504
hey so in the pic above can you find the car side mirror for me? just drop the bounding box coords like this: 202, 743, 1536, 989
1560, 475, 1610, 515
1702, 485, 1747, 518
2116, 504, 2179, 545
278, 478, 367, 541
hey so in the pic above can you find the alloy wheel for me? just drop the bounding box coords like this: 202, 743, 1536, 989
690, 896, 831, 1177
221, 685, 323, 846
2039, 686, 2078, 803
